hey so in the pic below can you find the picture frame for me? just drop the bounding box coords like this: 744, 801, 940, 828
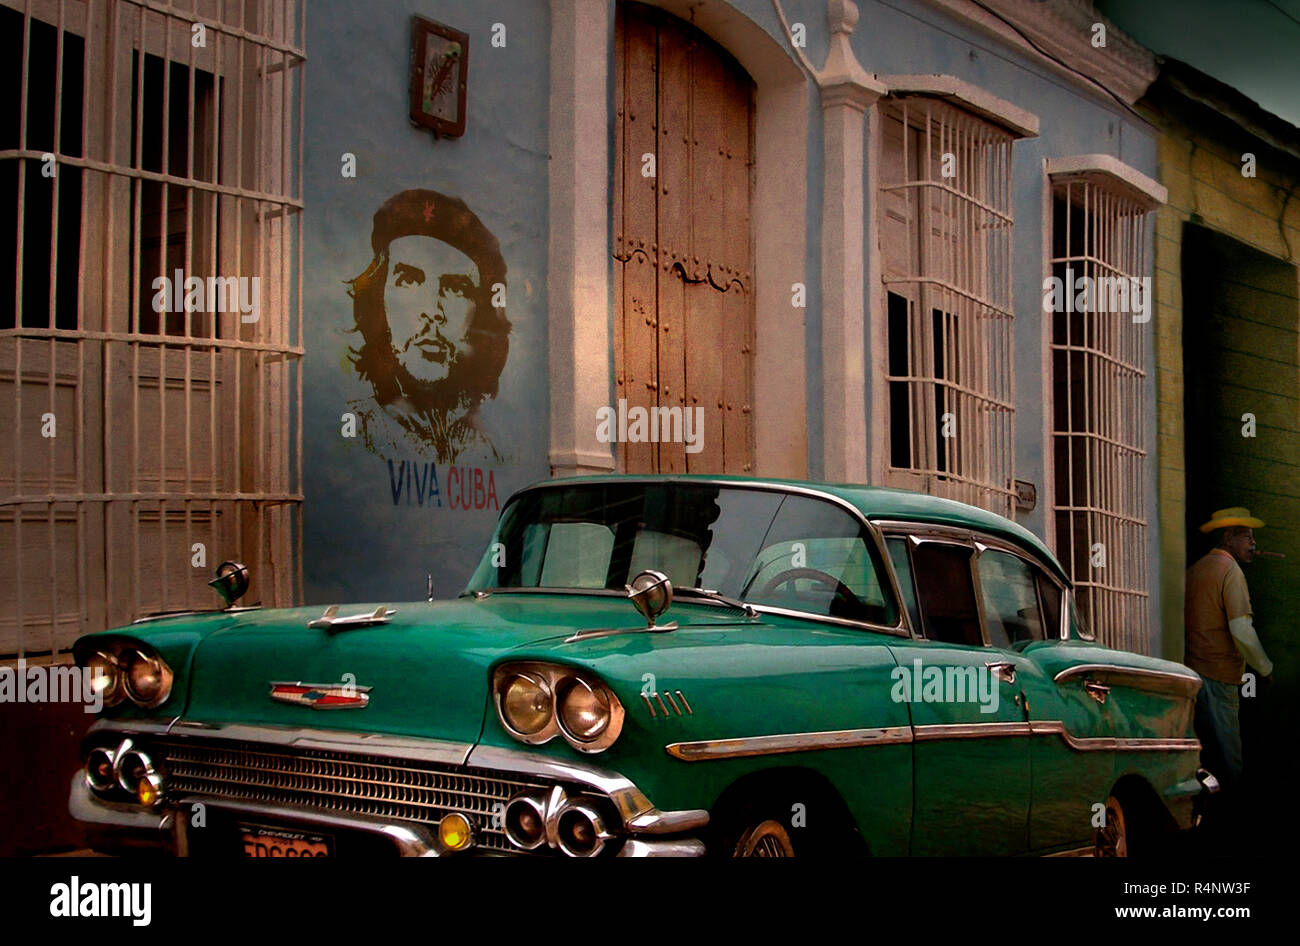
409, 15, 469, 139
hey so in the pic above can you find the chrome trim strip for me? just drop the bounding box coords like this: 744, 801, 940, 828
1053, 664, 1202, 699
746, 602, 911, 636
91, 720, 475, 766
871, 518, 1071, 585
1027, 720, 1200, 752
666, 721, 1200, 761
173, 795, 440, 856
625, 808, 710, 835
618, 838, 707, 857
665, 726, 913, 761
913, 722, 1033, 740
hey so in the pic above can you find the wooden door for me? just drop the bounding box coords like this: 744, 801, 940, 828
613, 2, 754, 475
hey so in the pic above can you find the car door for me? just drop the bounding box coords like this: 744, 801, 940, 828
967, 545, 1114, 852
884, 531, 1032, 855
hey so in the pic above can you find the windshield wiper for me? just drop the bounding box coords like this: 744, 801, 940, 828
675, 587, 758, 618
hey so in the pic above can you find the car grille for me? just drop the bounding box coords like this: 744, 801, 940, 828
154, 738, 552, 854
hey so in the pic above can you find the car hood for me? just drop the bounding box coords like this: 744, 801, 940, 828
178, 593, 750, 743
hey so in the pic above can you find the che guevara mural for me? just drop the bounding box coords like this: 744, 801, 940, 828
345, 188, 511, 466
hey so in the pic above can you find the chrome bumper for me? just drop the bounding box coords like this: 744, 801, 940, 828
70, 722, 708, 857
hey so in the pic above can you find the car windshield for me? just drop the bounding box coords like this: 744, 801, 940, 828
466, 482, 899, 626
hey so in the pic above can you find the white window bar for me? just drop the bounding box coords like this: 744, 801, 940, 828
1050, 176, 1150, 654
880, 97, 1016, 517
0, 0, 305, 657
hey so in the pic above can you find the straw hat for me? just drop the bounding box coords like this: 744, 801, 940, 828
1198, 507, 1265, 533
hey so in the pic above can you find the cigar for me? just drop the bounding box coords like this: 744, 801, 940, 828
1255, 550, 1285, 558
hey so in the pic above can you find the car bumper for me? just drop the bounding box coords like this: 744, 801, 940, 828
70, 721, 708, 857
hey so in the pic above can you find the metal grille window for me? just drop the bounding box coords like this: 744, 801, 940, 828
0, 0, 304, 655
879, 98, 1016, 516
1050, 177, 1150, 653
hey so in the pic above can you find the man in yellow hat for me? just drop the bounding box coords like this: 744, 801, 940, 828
1184, 507, 1274, 791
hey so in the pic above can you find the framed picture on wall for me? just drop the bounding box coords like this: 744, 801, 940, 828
409, 15, 469, 139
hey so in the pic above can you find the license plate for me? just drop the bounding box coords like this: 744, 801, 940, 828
239, 823, 333, 857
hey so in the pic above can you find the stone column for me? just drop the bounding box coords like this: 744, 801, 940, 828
547, 0, 616, 477
818, 0, 885, 483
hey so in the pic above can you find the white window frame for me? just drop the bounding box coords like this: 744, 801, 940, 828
1045, 155, 1165, 654
878, 94, 1018, 517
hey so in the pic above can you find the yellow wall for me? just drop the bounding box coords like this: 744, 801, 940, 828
1151, 111, 1300, 679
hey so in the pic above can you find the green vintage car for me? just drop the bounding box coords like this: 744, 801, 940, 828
69, 475, 1216, 857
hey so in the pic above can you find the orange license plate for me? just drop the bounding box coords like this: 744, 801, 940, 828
240, 824, 333, 857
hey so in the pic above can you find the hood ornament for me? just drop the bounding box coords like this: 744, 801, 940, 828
307, 604, 396, 631
565, 570, 679, 643
628, 570, 674, 629
209, 561, 250, 607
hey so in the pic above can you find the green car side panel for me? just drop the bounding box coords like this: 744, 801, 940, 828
885, 637, 1034, 855
1019, 641, 1202, 849
478, 612, 915, 856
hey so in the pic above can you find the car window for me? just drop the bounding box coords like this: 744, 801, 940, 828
886, 537, 922, 633
740, 496, 898, 625
531, 522, 615, 588
910, 541, 983, 646
469, 483, 784, 594
1068, 593, 1095, 641
628, 530, 702, 589
1038, 572, 1062, 640
976, 548, 1045, 648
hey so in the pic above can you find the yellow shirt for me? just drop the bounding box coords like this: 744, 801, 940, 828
1184, 549, 1253, 684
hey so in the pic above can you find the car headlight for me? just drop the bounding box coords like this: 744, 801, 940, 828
500, 673, 552, 736
87, 650, 125, 708
124, 648, 172, 707
492, 662, 624, 753
558, 677, 611, 742
78, 640, 173, 710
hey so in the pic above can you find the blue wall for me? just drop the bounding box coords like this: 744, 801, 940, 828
299, 0, 1164, 643
302, 1, 551, 605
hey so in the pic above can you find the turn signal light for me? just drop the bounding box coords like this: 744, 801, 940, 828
438, 812, 474, 852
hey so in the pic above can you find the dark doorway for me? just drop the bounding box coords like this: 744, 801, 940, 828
1181, 223, 1299, 842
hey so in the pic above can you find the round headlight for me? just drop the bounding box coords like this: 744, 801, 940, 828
87, 651, 123, 707
558, 678, 611, 742
501, 674, 551, 735
123, 649, 171, 707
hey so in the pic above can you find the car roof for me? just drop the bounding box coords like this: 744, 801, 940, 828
511, 473, 1068, 583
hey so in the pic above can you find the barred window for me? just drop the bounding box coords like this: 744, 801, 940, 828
1049, 176, 1150, 653
0, 0, 304, 655
879, 97, 1016, 517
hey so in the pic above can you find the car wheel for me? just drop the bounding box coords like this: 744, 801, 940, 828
1095, 794, 1128, 857
1096, 790, 1172, 857
734, 819, 796, 857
